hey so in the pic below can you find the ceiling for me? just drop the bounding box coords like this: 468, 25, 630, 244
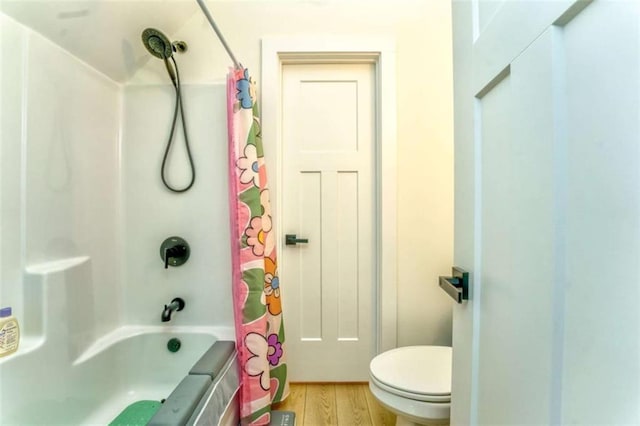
0, 0, 203, 83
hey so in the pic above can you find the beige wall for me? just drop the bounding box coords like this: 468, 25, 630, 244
133, 0, 454, 347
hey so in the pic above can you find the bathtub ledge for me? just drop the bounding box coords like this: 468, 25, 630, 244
73, 325, 234, 365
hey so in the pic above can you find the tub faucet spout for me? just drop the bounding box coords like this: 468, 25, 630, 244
162, 297, 185, 322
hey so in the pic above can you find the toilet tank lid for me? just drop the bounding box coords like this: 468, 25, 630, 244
370, 346, 452, 396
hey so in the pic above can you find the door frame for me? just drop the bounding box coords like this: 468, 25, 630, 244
261, 35, 398, 353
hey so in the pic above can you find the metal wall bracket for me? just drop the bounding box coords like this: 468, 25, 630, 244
439, 267, 469, 303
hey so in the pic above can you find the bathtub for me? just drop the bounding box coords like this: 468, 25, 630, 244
0, 325, 238, 425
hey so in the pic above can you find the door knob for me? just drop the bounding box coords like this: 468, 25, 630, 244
439, 267, 469, 303
285, 234, 309, 246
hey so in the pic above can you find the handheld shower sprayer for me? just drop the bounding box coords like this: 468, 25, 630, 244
141, 28, 195, 193
141, 28, 173, 59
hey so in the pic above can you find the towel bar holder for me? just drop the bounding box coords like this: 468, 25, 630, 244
439, 267, 469, 303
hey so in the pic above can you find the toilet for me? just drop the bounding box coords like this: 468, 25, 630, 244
369, 346, 452, 426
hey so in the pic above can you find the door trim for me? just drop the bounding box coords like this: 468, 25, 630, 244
261, 35, 398, 352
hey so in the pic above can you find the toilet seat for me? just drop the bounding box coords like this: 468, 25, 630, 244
369, 346, 452, 403
369, 374, 450, 403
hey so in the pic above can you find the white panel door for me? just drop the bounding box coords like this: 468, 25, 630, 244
452, 1, 639, 424
281, 63, 375, 381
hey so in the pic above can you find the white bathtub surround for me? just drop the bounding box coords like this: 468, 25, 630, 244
0, 14, 237, 424
2, 239, 234, 423
0, 13, 121, 334
121, 83, 234, 328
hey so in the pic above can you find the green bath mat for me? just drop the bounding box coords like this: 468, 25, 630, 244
109, 400, 162, 426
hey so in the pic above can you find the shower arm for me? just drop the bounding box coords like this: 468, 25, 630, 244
196, 0, 241, 69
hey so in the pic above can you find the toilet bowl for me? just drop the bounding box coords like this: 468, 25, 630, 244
369, 346, 452, 426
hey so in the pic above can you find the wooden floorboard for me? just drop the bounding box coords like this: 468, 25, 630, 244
304, 384, 338, 425
335, 383, 372, 426
273, 383, 307, 424
274, 383, 395, 426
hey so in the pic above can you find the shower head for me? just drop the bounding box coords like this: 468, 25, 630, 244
141, 27, 179, 86
141, 28, 173, 59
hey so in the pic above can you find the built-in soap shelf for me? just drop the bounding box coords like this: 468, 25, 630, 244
439, 267, 469, 303
25, 256, 91, 275
0, 336, 44, 365
2, 256, 92, 364
22, 256, 95, 360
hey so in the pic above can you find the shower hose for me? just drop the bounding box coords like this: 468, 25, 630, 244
161, 56, 195, 193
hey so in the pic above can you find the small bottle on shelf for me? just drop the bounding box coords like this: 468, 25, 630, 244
0, 307, 20, 357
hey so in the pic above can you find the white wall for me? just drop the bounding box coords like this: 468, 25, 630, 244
120, 84, 234, 326
131, 0, 455, 346
0, 12, 121, 345
0, 14, 25, 321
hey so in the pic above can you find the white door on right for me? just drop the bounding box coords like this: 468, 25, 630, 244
452, 1, 639, 425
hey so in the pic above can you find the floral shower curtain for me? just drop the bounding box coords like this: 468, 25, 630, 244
227, 67, 289, 425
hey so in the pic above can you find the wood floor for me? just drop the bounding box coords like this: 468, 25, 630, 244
273, 383, 396, 426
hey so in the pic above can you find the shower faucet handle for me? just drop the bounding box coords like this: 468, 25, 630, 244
160, 236, 190, 269
164, 246, 185, 268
